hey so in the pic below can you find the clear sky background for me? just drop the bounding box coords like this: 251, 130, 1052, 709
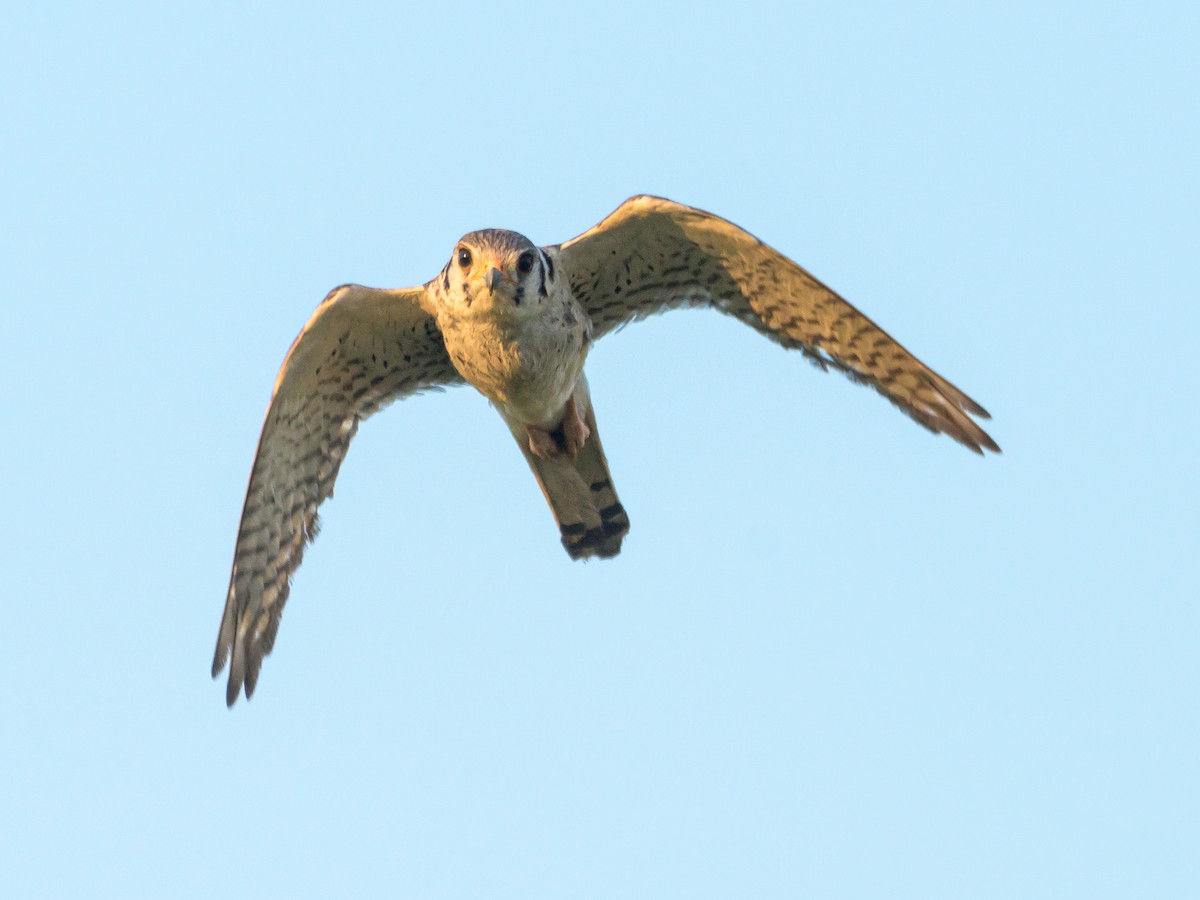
2, 2, 1196, 897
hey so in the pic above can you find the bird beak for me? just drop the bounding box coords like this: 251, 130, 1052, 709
483, 265, 516, 294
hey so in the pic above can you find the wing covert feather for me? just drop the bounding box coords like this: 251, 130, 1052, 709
555, 196, 998, 454
213, 284, 461, 705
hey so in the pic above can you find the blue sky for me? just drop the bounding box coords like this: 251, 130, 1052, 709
2, 1, 1196, 897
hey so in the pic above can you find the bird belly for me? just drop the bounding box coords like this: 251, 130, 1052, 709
498, 326, 588, 429
499, 352, 584, 429
443, 317, 588, 429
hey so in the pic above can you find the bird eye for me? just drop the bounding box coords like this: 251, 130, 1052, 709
516, 251, 535, 275
457, 248, 472, 269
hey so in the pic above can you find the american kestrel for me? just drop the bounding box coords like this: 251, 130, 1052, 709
213, 195, 999, 704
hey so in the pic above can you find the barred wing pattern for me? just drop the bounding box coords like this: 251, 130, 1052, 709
212, 285, 461, 705
555, 196, 998, 454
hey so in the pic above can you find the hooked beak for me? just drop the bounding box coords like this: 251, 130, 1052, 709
482, 264, 515, 294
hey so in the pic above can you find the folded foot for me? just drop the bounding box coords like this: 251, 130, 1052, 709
527, 395, 590, 459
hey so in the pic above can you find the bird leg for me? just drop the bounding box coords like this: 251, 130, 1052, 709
527, 395, 590, 459
526, 425, 560, 459
560, 393, 590, 455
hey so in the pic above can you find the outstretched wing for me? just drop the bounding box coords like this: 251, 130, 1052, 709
213, 284, 461, 705
553, 195, 998, 454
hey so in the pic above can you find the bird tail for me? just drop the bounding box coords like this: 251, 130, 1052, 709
512, 380, 629, 559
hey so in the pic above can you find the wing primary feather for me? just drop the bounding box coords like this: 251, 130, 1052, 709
556, 195, 999, 454
213, 284, 461, 704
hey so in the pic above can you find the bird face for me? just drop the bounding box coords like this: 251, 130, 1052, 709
439, 229, 550, 317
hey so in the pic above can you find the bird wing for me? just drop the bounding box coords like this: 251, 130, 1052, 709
213, 284, 461, 705
553, 195, 998, 454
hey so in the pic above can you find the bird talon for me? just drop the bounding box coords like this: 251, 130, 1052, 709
561, 395, 590, 456
526, 396, 590, 459
527, 426, 560, 459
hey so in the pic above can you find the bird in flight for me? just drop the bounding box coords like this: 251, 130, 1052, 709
213, 195, 999, 705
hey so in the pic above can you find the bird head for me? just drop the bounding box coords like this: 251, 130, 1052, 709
436, 229, 551, 317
